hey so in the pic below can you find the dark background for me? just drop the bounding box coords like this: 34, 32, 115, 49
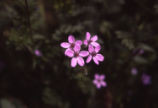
0, 0, 158, 108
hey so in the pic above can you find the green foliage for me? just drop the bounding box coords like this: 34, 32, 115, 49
0, 98, 25, 108
43, 88, 70, 108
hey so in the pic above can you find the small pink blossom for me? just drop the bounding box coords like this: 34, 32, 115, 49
141, 73, 151, 85
60, 35, 82, 50
86, 45, 104, 65
84, 32, 100, 47
138, 49, 144, 55
93, 74, 107, 89
131, 67, 138, 75
34, 49, 42, 56
133, 48, 144, 55
65, 45, 89, 67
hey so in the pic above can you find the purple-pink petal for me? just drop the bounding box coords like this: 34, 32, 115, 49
94, 74, 99, 79
88, 45, 95, 53
77, 57, 84, 66
83, 40, 88, 46
91, 35, 98, 41
93, 80, 98, 85
101, 81, 107, 87
96, 83, 101, 89
91, 41, 100, 47
79, 51, 89, 57
74, 44, 81, 52
86, 32, 91, 40
99, 75, 105, 80
139, 49, 144, 55
71, 57, 77, 67
131, 68, 138, 75
141, 73, 151, 85
96, 54, 104, 62
68, 35, 75, 43
60, 42, 70, 48
65, 49, 74, 57
95, 45, 101, 53
86, 55, 92, 63
34, 50, 42, 56
75, 40, 82, 45
93, 56, 99, 65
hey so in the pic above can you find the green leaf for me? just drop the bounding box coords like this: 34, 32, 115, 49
134, 56, 148, 64
138, 43, 155, 52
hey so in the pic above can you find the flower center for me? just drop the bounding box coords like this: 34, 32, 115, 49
74, 52, 79, 57
70, 43, 75, 48
97, 79, 101, 83
91, 52, 96, 56
88, 40, 92, 44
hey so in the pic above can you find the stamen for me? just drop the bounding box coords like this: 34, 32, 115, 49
74, 52, 79, 57
70, 43, 75, 48
91, 52, 96, 56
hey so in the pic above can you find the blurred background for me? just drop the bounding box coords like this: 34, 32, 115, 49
0, 0, 158, 108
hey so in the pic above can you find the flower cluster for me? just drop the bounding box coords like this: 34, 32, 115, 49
61, 32, 104, 67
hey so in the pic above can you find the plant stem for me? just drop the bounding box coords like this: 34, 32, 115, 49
24, 0, 32, 34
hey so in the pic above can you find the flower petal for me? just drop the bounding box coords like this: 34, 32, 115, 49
76, 40, 82, 45
96, 54, 104, 62
34, 50, 42, 56
96, 83, 101, 89
93, 56, 99, 65
65, 49, 74, 57
83, 40, 88, 46
88, 45, 94, 53
74, 44, 81, 52
131, 68, 138, 75
99, 75, 105, 80
91, 35, 98, 41
68, 35, 75, 43
95, 45, 101, 53
86, 32, 91, 40
79, 51, 89, 57
101, 81, 107, 87
60, 42, 70, 48
77, 57, 84, 66
71, 57, 77, 67
86, 55, 92, 63
94, 74, 99, 79
93, 80, 98, 85
91, 41, 100, 47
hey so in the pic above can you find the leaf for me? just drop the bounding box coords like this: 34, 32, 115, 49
116, 31, 135, 49
0, 99, 15, 108
134, 56, 148, 64
33, 34, 45, 40
122, 39, 134, 50
0, 98, 26, 108
138, 43, 155, 52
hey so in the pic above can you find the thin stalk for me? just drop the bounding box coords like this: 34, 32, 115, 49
24, 0, 32, 34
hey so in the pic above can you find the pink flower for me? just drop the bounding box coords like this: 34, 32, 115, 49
65, 45, 89, 67
93, 74, 107, 89
34, 49, 42, 56
60, 35, 82, 50
133, 48, 144, 55
141, 73, 151, 85
131, 67, 138, 75
138, 49, 144, 55
86, 45, 104, 65
84, 32, 100, 47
